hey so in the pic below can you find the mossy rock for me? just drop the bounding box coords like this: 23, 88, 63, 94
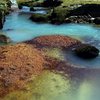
30, 13, 49, 22
74, 44, 99, 59
49, 6, 71, 24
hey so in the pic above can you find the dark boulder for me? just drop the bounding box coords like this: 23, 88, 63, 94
93, 17, 100, 25
69, 4, 100, 17
0, 11, 5, 29
30, 7, 35, 11
74, 44, 99, 59
43, 0, 62, 7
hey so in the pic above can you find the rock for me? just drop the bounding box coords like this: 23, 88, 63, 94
65, 18, 71, 23
0, 11, 5, 29
0, 43, 46, 96
69, 4, 100, 17
0, 34, 11, 43
25, 35, 81, 49
30, 13, 49, 23
30, 7, 35, 11
93, 17, 100, 25
74, 44, 99, 59
18, 5, 22, 9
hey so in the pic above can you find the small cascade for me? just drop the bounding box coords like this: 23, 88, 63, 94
10, 0, 19, 11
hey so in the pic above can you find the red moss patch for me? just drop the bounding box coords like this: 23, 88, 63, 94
0, 43, 46, 96
25, 35, 81, 48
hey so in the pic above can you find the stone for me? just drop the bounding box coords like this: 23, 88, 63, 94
74, 44, 99, 59
0, 34, 11, 43
93, 17, 100, 25
25, 35, 81, 48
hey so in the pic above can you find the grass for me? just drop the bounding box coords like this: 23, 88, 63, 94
17, 0, 100, 5
62, 0, 100, 6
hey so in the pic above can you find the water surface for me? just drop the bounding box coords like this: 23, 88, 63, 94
2, 12, 100, 46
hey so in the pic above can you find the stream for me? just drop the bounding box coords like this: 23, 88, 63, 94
1, 1, 100, 100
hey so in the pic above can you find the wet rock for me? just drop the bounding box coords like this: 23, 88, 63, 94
74, 44, 99, 59
0, 11, 5, 29
30, 7, 35, 11
0, 34, 11, 43
30, 13, 49, 23
93, 17, 100, 25
25, 35, 81, 49
69, 4, 100, 17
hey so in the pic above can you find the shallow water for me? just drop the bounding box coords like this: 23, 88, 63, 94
2, 12, 100, 46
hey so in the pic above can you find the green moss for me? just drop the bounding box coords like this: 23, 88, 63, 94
43, 47, 65, 60
62, 0, 100, 6
50, 6, 70, 24
30, 13, 49, 23
3, 70, 70, 100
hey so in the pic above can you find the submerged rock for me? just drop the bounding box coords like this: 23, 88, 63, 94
0, 34, 11, 43
74, 44, 99, 59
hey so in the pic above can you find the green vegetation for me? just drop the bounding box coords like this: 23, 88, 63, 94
62, 0, 100, 6
3, 70, 70, 100
43, 47, 65, 60
49, 6, 70, 24
0, 0, 11, 29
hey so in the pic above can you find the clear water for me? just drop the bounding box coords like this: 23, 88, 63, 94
3, 12, 100, 45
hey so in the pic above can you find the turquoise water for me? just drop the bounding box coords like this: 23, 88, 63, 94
2, 12, 100, 47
